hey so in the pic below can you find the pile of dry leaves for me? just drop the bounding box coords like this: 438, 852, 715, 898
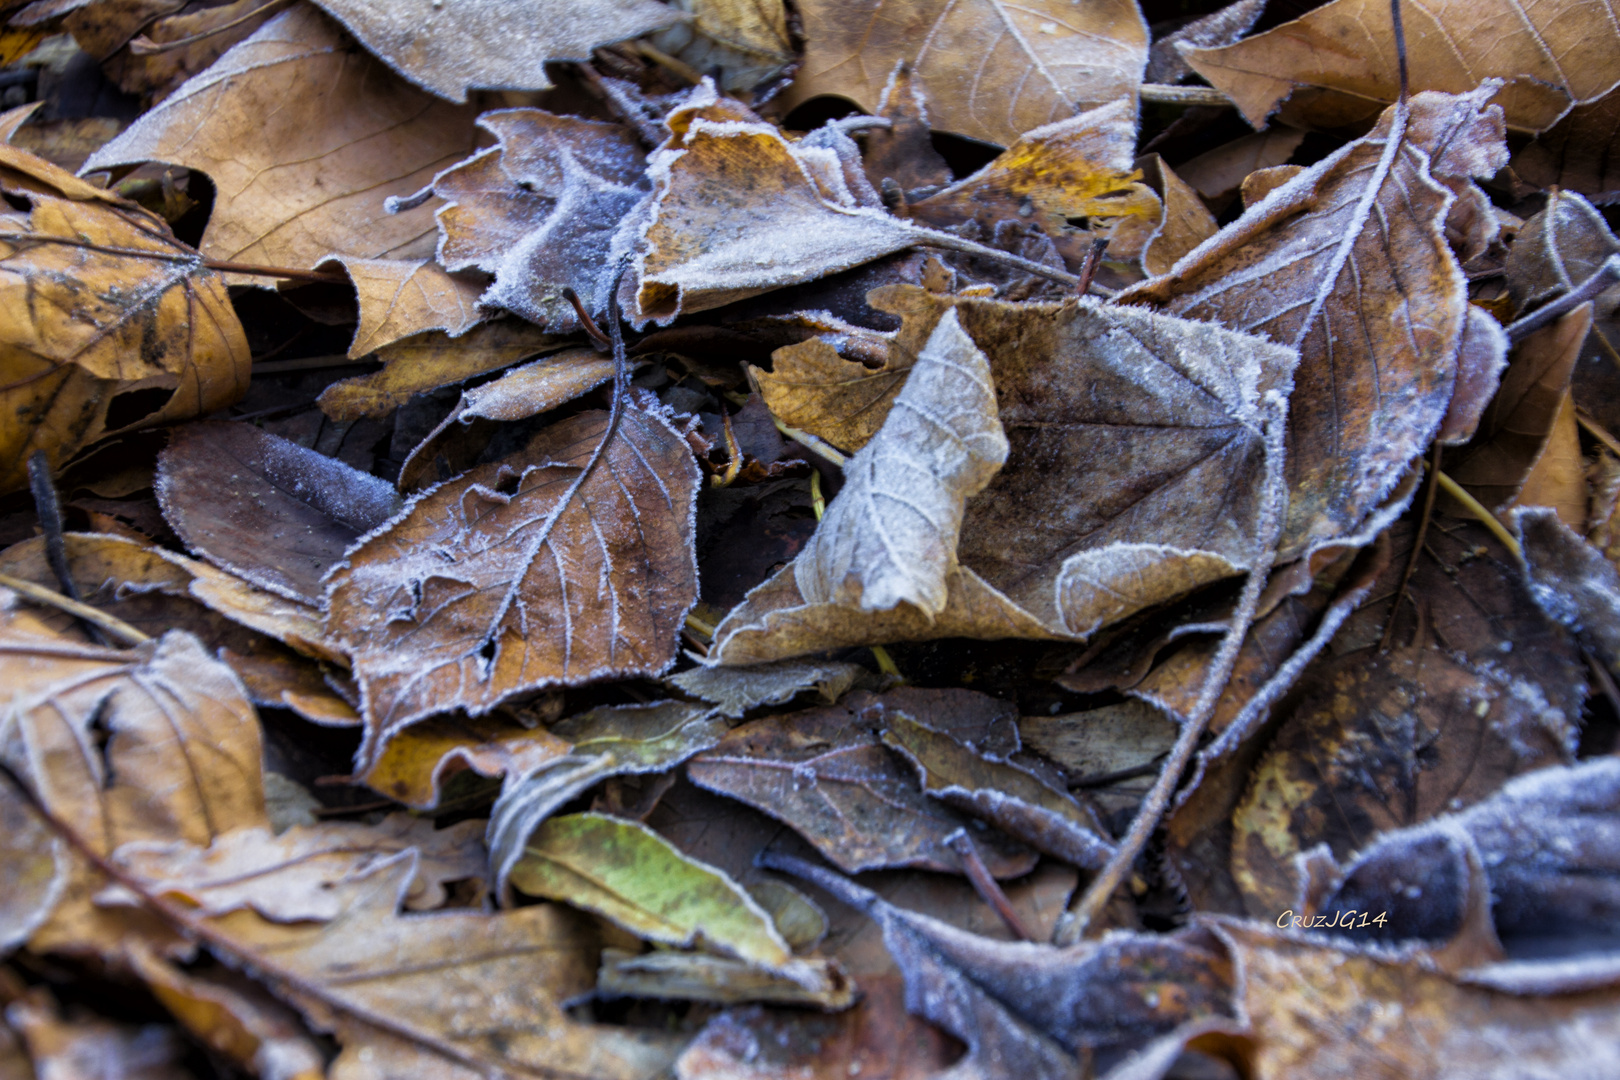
2, 0, 1620, 1076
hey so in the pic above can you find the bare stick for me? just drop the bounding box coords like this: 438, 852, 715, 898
903, 223, 1088, 291
946, 828, 1035, 940
1391, 0, 1410, 102
26, 451, 77, 602
0, 571, 149, 646
1505, 256, 1620, 343
1139, 84, 1233, 107
562, 286, 613, 350
1058, 395, 1289, 943
1381, 444, 1440, 652
1075, 237, 1110, 297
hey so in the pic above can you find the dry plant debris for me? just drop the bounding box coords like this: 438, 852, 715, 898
3, 0, 1620, 1077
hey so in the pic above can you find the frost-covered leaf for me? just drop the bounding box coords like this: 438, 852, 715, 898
880, 710, 1116, 870
1121, 88, 1508, 559
431, 109, 647, 333
83, 6, 480, 278
669, 659, 869, 717
321, 256, 488, 358
1503, 190, 1620, 315
361, 709, 571, 810
309, 0, 682, 103
486, 700, 727, 900
688, 696, 1038, 877
157, 421, 401, 606
1137, 153, 1219, 277
1144, 0, 1264, 85
325, 398, 702, 772
1514, 87, 1620, 203
647, 0, 795, 97
782, 0, 1148, 148
1517, 506, 1620, 673
711, 295, 1295, 664
1182, 0, 1620, 132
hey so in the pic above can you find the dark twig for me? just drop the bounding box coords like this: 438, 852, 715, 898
1505, 256, 1620, 343
27, 451, 78, 603
945, 828, 1035, 941
1075, 236, 1110, 297
562, 286, 613, 351
1067, 757, 1166, 790
1391, 0, 1409, 103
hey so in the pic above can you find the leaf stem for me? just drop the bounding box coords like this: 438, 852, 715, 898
0, 571, 149, 645
127, 0, 293, 54
1434, 470, 1522, 560
901, 223, 1084, 290
945, 828, 1034, 941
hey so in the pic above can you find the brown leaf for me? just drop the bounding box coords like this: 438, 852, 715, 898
432, 108, 648, 333
308, 0, 681, 102
326, 397, 702, 771
0, 156, 248, 494
780, 0, 1148, 148
362, 709, 570, 809
1015, 700, 1177, 781
321, 256, 488, 358
158, 420, 402, 605
598, 948, 856, 1010
102, 0, 285, 101
711, 295, 1294, 663
879, 710, 1116, 870
669, 659, 869, 718
1445, 304, 1591, 512
906, 101, 1162, 262
1518, 505, 1620, 673
647, 0, 795, 96
0, 769, 63, 952
316, 318, 566, 423
1504, 190, 1620, 315
83, 5, 480, 277
751, 334, 909, 456
1512, 386, 1587, 527
1514, 86, 1620, 203
1174, 124, 1305, 203
859, 64, 952, 198
688, 696, 1038, 878
1121, 88, 1507, 558
1137, 153, 1219, 277
5, 987, 195, 1080
1144, 0, 1264, 85
1182, 0, 1620, 133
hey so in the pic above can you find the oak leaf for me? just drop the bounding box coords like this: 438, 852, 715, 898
83, 5, 480, 278
1121, 88, 1508, 558
430, 108, 648, 333
325, 397, 702, 773
781, 0, 1148, 148
1182, 0, 1620, 132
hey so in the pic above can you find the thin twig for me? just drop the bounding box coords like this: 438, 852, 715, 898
1391, 0, 1410, 102
128, 0, 293, 53
203, 258, 348, 284
1059, 395, 1289, 943
1435, 470, 1522, 560
0, 571, 149, 646
26, 452, 77, 603
1075, 237, 1110, 297
1505, 256, 1620, 343
1139, 84, 1233, 107
773, 419, 847, 466
1381, 444, 1440, 652
562, 286, 612, 351
902, 223, 1083, 290
252, 355, 374, 375
946, 829, 1034, 941
1577, 408, 1620, 459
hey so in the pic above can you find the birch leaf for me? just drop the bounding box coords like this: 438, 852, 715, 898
781, 0, 1148, 148
1120, 88, 1509, 559
431, 109, 648, 333
327, 398, 700, 773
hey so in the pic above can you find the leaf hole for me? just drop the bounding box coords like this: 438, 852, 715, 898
1065, 216, 1092, 230
104, 386, 176, 431
494, 471, 521, 497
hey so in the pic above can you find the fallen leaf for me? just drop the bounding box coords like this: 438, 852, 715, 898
1144, 0, 1264, 84
1015, 700, 1177, 781
859, 63, 953, 198
0, 769, 64, 951
669, 659, 869, 717
486, 700, 728, 898
1518, 505, 1620, 673
307, 0, 682, 102
1511, 386, 1587, 527
431, 108, 648, 333
597, 948, 856, 1010
1173, 124, 1306, 204
712, 295, 1295, 663
1504, 190, 1620, 315
157, 420, 402, 605
906, 101, 1162, 261
83, 5, 480, 277
648, 0, 795, 96
0, 153, 248, 493
880, 710, 1116, 870
1137, 152, 1218, 276
1121, 88, 1507, 558
781, 0, 1148, 148
511, 811, 825, 984
5, 987, 195, 1080
361, 710, 570, 809
1514, 86, 1620, 203
751, 332, 910, 456
101, 0, 286, 101
316, 318, 565, 423
1182, 0, 1620, 132
1445, 304, 1591, 512
687, 697, 1039, 877
326, 395, 702, 768
321, 256, 488, 358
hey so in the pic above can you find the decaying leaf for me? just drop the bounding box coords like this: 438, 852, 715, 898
1182, 0, 1620, 132
1504, 190, 1620, 314
1137, 153, 1219, 277
1514, 87, 1620, 203
860, 63, 953, 198
669, 659, 869, 718
1016, 699, 1178, 781
0, 145, 248, 494
0, 769, 64, 951
1122, 88, 1508, 557
782, 0, 1149, 148
83, 5, 480, 277
688, 695, 1039, 877
361, 709, 570, 809
326, 396, 702, 769
597, 948, 855, 1010
308, 0, 682, 102
712, 294, 1294, 663
432, 108, 648, 333
751, 330, 911, 456
880, 710, 1116, 870
1144, 0, 1264, 84
157, 420, 402, 605
1518, 506, 1620, 672
5, 986, 195, 1080
648, 0, 795, 96
486, 700, 728, 898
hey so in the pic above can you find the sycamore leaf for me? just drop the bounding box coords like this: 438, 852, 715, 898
687, 697, 1039, 878
316, 318, 565, 423
157, 421, 402, 606
1182, 0, 1620, 133
0, 149, 248, 494
486, 700, 727, 899
781, 0, 1148, 148
325, 397, 702, 773
320, 256, 489, 358
83, 5, 480, 278
908, 101, 1161, 261
669, 659, 869, 718
763, 853, 1235, 1077
308, 0, 682, 103
1121, 88, 1508, 559
711, 296, 1295, 664
431, 109, 648, 333
1514, 87, 1620, 203
880, 711, 1116, 870
511, 812, 825, 985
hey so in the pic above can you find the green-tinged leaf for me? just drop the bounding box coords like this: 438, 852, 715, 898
597, 949, 855, 1009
